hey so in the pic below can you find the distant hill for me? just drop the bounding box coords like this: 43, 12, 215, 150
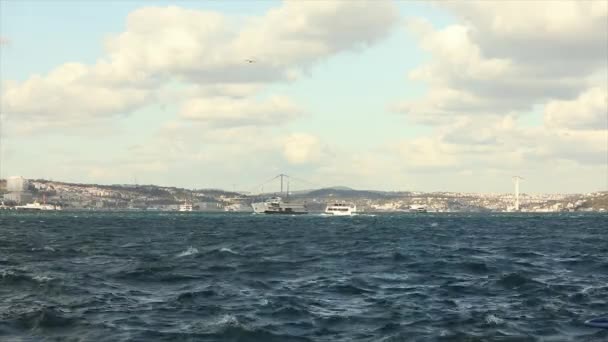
324, 186, 354, 191
295, 188, 404, 200
580, 193, 608, 210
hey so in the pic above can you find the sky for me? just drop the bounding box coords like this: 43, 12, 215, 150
0, 0, 607, 194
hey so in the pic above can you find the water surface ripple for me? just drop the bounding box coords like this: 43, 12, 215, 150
1, 212, 607, 341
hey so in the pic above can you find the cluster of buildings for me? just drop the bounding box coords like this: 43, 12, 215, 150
364, 192, 605, 213
3, 176, 33, 204
1, 176, 606, 213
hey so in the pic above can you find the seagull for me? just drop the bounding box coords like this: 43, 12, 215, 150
245, 59, 256, 64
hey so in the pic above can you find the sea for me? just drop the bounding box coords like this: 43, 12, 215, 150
0, 212, 606, 341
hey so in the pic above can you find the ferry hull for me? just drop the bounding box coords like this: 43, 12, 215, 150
251, 199, 308, 215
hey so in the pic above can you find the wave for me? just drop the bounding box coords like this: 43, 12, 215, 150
219, 247, 238, 255
2, 212, 607, 341
177, 246, 199, 258
191, 314, 314, 341
211, 326, 313, 342
496, 272, 541, 289
176, 288, 219, 302
30, 246, 56, 252
392, 252, 409, 261
15, 307, 76, 330
329, 283, 374, 295
32, 275, 54, 282
461, 261, 491, 274
1, 269, 55, 285
484, 314, 504, 325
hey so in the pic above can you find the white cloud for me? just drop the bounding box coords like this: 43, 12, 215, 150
392, 0, 607, 178
396, 1, 607, 124
1, 1, 398, 133
443, 1, 608, 71
180, 95, 301, 127
544, 87, 608, 131
282, 133, 324, 165
397, 137, 459, 169
2, 62, 150, 122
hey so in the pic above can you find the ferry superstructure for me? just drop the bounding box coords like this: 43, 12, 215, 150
252, 197, 308, 214
251, 174, 308, 215
15, 201, 62, 211
324, 202, 357, 216
409, 204, 427, 213
178, 202, 193, 212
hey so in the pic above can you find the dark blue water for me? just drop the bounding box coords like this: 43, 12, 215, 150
1, 212, 607, 341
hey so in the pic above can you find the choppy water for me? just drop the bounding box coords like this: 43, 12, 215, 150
1, 212, 607, 341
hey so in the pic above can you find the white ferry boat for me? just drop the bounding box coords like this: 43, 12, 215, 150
251, 174, 308, 215
178, 201, 193, 212
252, 197, 307, 215
15, 201, 62, 211
409, 204, 427, 213
324, 202, 357, 216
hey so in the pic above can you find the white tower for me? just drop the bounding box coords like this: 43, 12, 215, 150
7, 176, 28, 192
512, 176, 523, 211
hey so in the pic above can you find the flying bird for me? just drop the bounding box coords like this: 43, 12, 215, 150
245, 59, 256, 63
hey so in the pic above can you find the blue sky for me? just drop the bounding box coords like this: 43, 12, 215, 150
1, 1, 606, 193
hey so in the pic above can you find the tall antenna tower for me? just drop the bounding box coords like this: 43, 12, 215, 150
512, 176, 524, 211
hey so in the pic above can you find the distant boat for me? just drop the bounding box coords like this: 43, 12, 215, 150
409, 204, 427, 213
251, 174, 308, 215
178, 201, 193, 212
15, 201, 62, 211
224, 203, 247, 212
252, 197, 307, 215
324, 201, 357, 216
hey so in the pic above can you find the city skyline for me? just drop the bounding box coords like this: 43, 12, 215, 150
1, 0, 607, 194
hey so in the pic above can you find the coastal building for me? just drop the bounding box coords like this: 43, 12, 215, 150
3, 191, 33, 204
3, 176, 33, 204
7, 176, 28, 192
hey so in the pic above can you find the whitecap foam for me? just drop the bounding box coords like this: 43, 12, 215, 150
219, 247, 237, 254
1, 270, 15, 278
177, 246, 199, 257
33, 275, 53, 282
430, 222, 439, 227
485, 314, 504, 325
215, 314, 240, 328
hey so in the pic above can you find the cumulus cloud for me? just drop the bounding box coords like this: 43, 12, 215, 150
396, 1, 607, 124
393, 0, 607, 174
180, 95, 301, 127
2, 62, 150, 124
544, 87, 608, 131
397, 137, 459, 169
282, 133, 324, 165
1, 1, 398, 131
444, 1, 608, 71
